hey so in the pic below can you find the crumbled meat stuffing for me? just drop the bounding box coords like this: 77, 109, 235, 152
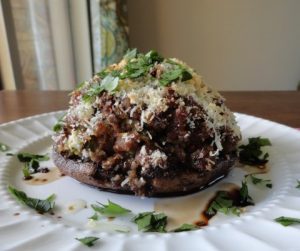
54, 87, 239, 194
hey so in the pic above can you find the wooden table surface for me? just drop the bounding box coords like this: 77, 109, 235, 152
0, 90, 300, 127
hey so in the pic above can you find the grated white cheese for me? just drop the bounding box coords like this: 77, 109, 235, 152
126, 85, 168, 127
139, 145, 168, 169
67, 130, 84, 154
71, 101, 94, 121
171, 80, 241, 152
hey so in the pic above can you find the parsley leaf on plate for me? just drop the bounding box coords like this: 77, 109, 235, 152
246, 174, 272, 188
296, 180, 300, 189
16, 152, 49, 179
132, 212, 167, 232
172, 223, 199, 232
0, 142, 10, 152
91, 200, 131, 217
239, 181, 255, 206
17, 153, 49, 162
275, 216, 300, 226
8, 185, 55, 213
206, 181, 254, 217
89, 212, 99, 221
239, 137, 271, 166
75, 236, 99, 247
206, 191, 242, 217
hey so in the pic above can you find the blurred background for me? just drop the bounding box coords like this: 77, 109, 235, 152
1, 0, 300, 91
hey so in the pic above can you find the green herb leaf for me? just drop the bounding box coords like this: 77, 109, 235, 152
22, 163, 31, 179
96, 69, 110, 79
83, 84, 104, 103
0, 142, 10, 152
145, 50, 163, 63
83, 75, 119, 102
239, 181, 254, 206
206, 191, 241, 216
89, 212, 99, 221
124, 48, 137, 60
53, 123, 63, 132
132, 212, 167, 232
274, 216, 300, 226
172, 223, 199, 232
17, 153, 49, 163
296, 180, 300, 189
159, 62, 192, 86
247, 174, 272, 189
8, 185, 55, 213
206, 182, 254, 217
53, 114, 66, 132
75, 81, 85, 91
159, 68, 183, 86
101, 75, 119, 93
122, 57, 149, 79
91, 200, 131, 217
239, 137, 271, 166
75, 236, 99, 247
17, 153, 49, 179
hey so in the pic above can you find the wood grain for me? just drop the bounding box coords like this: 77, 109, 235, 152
0, 90, 299, 127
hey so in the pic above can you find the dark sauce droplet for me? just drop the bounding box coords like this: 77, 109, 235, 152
108, 217, 115, 221
39, 167, 49, 173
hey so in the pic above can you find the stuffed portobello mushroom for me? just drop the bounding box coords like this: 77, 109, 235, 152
52, 50, 241, 197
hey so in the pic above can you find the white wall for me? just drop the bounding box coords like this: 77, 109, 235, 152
128, 0, 300, 90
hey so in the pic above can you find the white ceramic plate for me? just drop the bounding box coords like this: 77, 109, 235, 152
1, 111, 300, 251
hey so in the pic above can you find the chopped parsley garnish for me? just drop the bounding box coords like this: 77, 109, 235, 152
89, 212, 99, 221
296, 180, 300, 189
124, 48, 137, 60
206, 191, 242, 216
85, 50, 194, 99
91, 200, 131, 217
239, 181, 254, 206
145, 50, 164, 64
159, 62, 192, 86
75, 81, 85, 91
172, 223, 199, 232
246, 174, 272, 188
17, 153, 49, 162
239, 137, 271, 166
0, 142, 10, 152
75, 236, 99, 247
121, 54, 153, 79
17, 153, 49, 179
101, 75, 119, 93
83, 75, 119, 102
8, 185, 55, 213
132, 212, 167, 232
274, 216, 300, 226
206, 181, 254, 217
53, 114, 66, 132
